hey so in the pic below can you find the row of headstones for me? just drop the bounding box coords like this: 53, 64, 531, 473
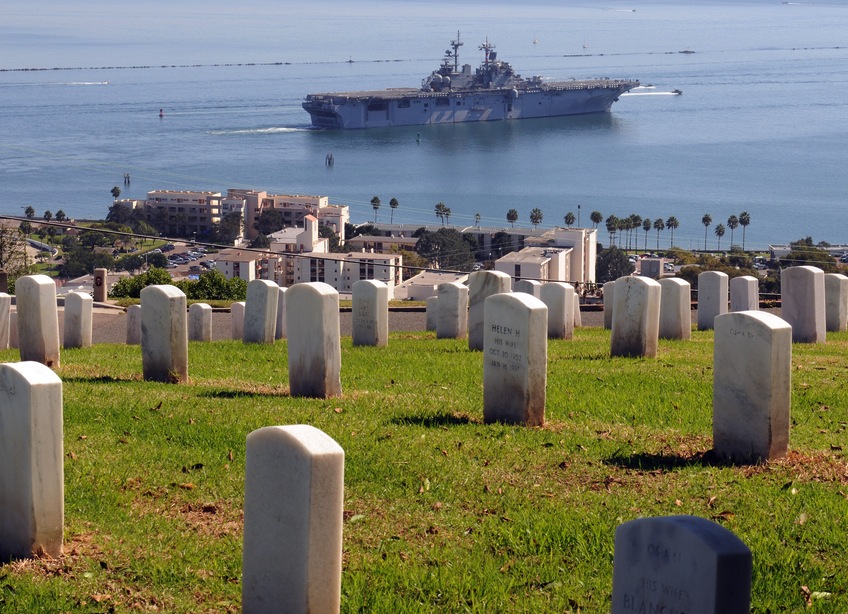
0, 276, 96, 368
425, 271, 582, 347
0, 361, 751, 613
604, 267, 848, 342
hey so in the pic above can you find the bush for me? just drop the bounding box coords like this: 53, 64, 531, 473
108, 268, 174, 298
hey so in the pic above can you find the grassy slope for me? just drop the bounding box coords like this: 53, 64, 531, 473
0, 328, 846, 612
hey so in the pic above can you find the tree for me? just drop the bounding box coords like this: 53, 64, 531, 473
653, 218, 665, 251
0, 224, 34, 283
444, 207, 452, 225
389, 197, 399, 224
564, 212, 576, 227
726, 215, 739, 247
435, 202, 448, 225
55, 210, 67, 222
605, 215, 619, 248
43, 210, 53, 222
253, 209, 284, 236
701, 213, 712, 250
628, 215, 642, 251
19, 221, 32, 236
370, 196, 381, 223
778, 237, 836, 272
596, 246, 635, 283
491, 231, 514, 257
108, 268, 174, 299
506, 209, 518, 227
474, 213, 481, 228
590, 210, 603, 228
739, 211, 751, 250
106, 202, 136, 227
642, 218, 651, 252
529, 208, 543, 229
414, 228, 475, 271
111, 186, 121, 200
249, 233, 271, 249
714, 223, 726, 251
24, 206, 35, 220
665, 216, 679, 247
210, 212, 243, 245
115, 253, 145, 274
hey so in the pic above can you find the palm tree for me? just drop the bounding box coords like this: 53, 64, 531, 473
529, 208, 543, 229
435, 202, 447, 224
506, 209, 518, 227
444, 207, 452, 225
714, 223, 726, 251
24, 206, 35, 219
389, 197, 399, 223
726, 215, 739, 247
629, 214, 642, 252
474, 212, 481, 228
370, 196, 381, 222
739, 211, 751, 250
605, 215, 619, 247
564, 212, 576, 227
665, 216, 679, 247
642, 218, 652, 252
590, 210, 603, 228
653, 218, 665, 251
701, 213, 712, 250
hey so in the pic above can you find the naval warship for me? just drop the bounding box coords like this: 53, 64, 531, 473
302, 34, 639, 129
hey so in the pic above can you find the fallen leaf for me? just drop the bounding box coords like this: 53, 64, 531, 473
90, 594, 111, 603
150, 401, 163, 412
707, 496, 717, 507
68, 451, 77, 461
432, 501, 443, 511
178, 483, 196, 490
674, 499, 683, 507
227, 450, 234, 462
333, 407, 343, 413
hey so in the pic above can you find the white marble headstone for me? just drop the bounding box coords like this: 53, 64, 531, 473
140, 284, 188, 383
612, 515, 752, 614
286, 282, 342, 398
729, 275, 759, 312
126, 304, 142, 345
781, 265, 825, 343
188, 303, 212, 342
483, 293, 547, 426
9, 311, 18, 349
573, 291, 582, 328
697, 271, 728, 331
425, 296, 438, 332
352, 279, 389, 347
713, 311, 791, 462
242, 425, 344, 614
231, 301, 246, 341
603, 280, 616, 330
611, 276, 661, 358
63, 291, 93, 349
436, 282, 468, 340
467, 270, 511, 350
658, 278, 691, 341
539, 282, 575, 340
824, 273, 848, 333
244, 280, 279, 344
0, 361, 64, 559
513, 279, 542, 298
0, 292, 10, 350
16, 275, 61, 368
275, 287, 287, 340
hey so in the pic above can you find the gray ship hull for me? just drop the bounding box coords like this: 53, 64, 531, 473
303, 80, 637, 129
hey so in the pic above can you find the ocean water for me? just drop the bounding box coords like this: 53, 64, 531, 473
2, 0, 847, 251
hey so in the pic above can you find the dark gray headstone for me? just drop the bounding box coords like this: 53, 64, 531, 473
612, 515, 752, 614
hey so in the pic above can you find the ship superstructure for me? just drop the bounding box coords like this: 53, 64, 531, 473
302, 34, 639, 129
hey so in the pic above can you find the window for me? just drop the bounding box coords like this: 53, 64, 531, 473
310, 259, 325, 282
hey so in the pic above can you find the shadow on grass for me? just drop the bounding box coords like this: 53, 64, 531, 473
61, 375, 136, 384
604, 449, 741, 471
391, 413, 478, 428
198, 389, 289, 399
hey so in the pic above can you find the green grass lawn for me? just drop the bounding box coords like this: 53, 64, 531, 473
0, 328, 846, 612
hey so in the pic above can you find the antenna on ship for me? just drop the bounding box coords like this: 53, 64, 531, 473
450, 31, 463, 72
